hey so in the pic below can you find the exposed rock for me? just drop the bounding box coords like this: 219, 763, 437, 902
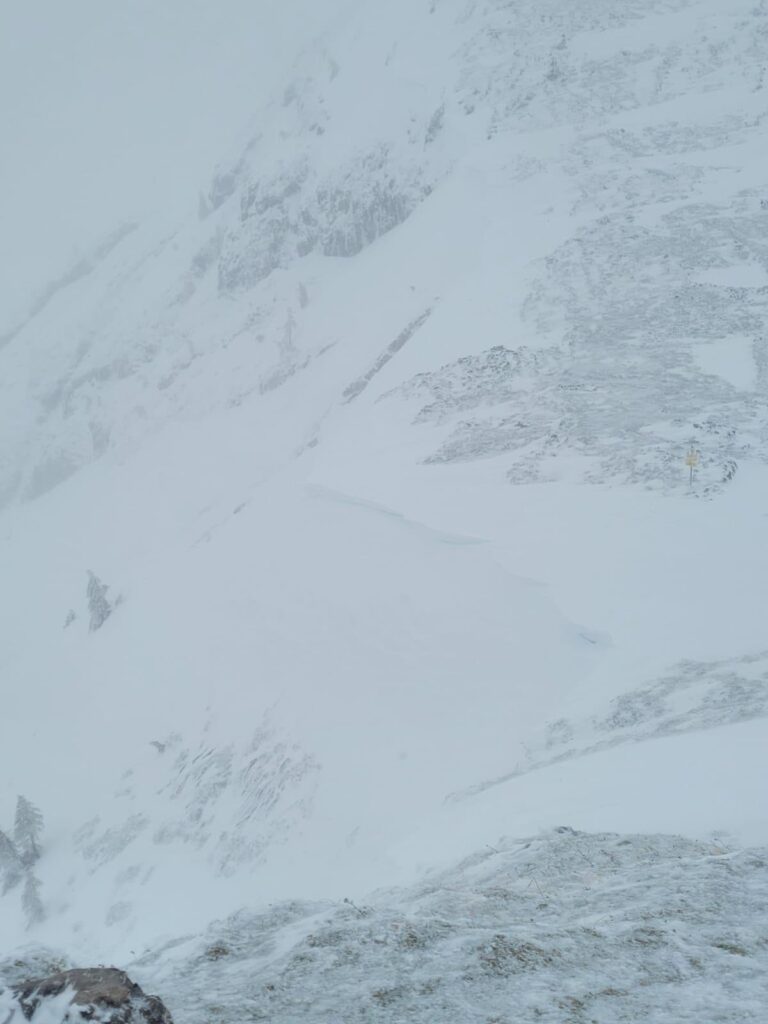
15, 968, 172, 1024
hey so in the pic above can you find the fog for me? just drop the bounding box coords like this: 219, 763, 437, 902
0, 0, 340, 328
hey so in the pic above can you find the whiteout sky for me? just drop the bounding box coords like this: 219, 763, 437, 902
0, 0, 342, 329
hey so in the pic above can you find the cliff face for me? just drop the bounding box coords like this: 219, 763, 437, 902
4, 0, 766, 506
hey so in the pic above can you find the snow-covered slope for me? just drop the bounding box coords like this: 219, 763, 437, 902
1, 0, 767, 1007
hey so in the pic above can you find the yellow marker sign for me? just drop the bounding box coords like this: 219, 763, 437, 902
685, 448, 700, 485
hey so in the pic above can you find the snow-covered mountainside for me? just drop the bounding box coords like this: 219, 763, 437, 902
2, 0, 768, 1017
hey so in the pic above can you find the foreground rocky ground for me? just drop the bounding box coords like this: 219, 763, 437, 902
6, 829, 765, 1023
1, 968, 172, 1024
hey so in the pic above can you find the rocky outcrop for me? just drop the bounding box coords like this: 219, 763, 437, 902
14, 968, 172, 1024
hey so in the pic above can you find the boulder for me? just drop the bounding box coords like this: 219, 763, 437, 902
14, 968, 172, 1024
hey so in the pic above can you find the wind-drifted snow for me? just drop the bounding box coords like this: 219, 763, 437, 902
6, 831, 768, 1023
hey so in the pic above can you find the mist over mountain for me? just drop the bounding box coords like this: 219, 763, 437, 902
2, 1, 767, 1019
